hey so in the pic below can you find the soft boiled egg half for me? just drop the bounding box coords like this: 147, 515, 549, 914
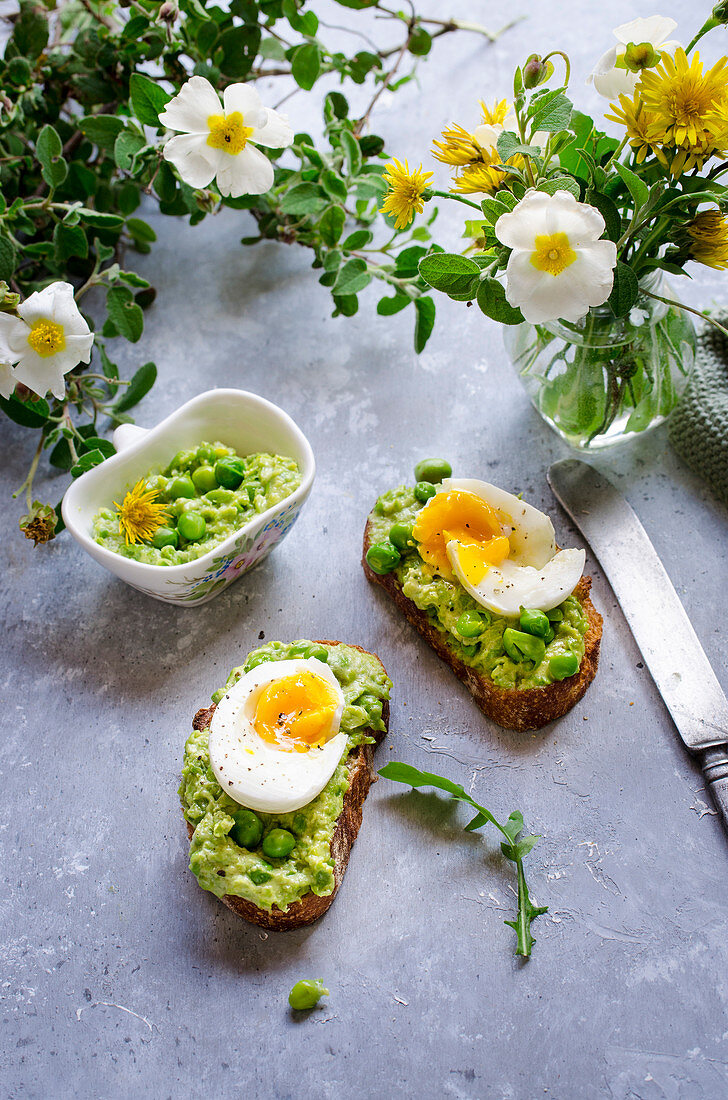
411, 478, 585, 618
208, 658, 346, 814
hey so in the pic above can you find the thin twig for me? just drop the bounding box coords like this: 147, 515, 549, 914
642, 289, 728, 338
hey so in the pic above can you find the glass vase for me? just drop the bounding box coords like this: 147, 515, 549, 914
503, 272, 697, 450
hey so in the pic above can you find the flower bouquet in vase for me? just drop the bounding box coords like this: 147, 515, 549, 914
380, 7, 728, 449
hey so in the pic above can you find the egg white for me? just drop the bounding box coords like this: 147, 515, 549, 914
208, 657, 346, 814
439, 478, 585, 616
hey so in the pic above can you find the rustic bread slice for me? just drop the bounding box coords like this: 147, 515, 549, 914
186, 641, 389, 931
363, 515, 601, 732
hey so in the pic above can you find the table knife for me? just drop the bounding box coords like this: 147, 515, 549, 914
548, 458, 728, 834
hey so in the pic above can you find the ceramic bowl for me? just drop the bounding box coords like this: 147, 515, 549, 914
62, 389, 315, 606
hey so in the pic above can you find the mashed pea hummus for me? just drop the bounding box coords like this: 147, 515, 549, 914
93, 442, 300, 566
369, 485, 588, 690
180, 641, 391, 913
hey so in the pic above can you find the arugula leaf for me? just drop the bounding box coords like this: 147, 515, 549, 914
379, 761, 547, 958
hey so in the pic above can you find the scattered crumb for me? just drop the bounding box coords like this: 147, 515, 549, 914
629, 701, 634, 706
583, 716, 588, 721
392, 995, 409, 1006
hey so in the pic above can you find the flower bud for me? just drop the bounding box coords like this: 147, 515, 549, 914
623, 41, 661, 73
523, 55, 553, 89
712, 1, 728, 23
159, 1, 178, 24
20, 502, 58, 547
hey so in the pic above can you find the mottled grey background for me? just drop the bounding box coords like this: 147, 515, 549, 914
3, 2, 728, 1098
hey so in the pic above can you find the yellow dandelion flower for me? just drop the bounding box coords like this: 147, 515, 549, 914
479, 98, 512, 128
686, 210, 728, 270
379, 159, 433, 231
638, 48, 728, 174
114, 479, 168, 545
432, 124, 482, 167
451, 160, 507, 195
605, 92, 661, 165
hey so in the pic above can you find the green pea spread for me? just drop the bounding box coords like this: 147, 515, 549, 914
369, 485, 588, 690
179, 641, 391, 912
93, 442, 300, 565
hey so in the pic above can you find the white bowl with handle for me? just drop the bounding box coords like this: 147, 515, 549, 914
62, 388, 315, 605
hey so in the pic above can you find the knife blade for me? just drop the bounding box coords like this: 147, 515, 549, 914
548, 458, 728, 833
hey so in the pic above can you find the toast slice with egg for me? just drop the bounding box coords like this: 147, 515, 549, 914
363, 514, 601, 733
186, 641, 389, 931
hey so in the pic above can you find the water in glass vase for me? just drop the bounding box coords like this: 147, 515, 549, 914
503, 273, 697, 450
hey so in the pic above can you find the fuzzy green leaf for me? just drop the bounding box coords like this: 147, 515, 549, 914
333, 257, 370, 295
36, 125, 68, 189
319, 204, 346, 247
291, 43, 321, 90
106, 286, 144, 342
476, 278, 523, 324
608, 260, 639, 317
129, 73, 171, 127
112, 361, 157, 413
614, 160, 649, 211
418, 253, 480, 296
413, 295, 435, 352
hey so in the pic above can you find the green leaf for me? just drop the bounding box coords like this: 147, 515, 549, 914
586, 189, 621, 243
291, 43, 321, 90
341, 131, 362, 176
418, 253, 480, 296
260, 37, 286, 61
12, 4, 48, 58
413, 296, 435, 352
342, 230, 372, 250
408, 26, 432, 55
614, 160, 649, 211
114, 130, 146, 171
79, 210, 124, 229
53, 222, 88, 263
377, 294, 410, 316
0, 394, 50, 428
125, 217, 157, 244
476, 278, 523, 325
217, 24, 260, 79
333, 257, 370, 296
332, 293, 359, 317
319, 204, 346, 247
608, 260, 639, 317
280, 182, 328, 216
530, 92, 573, 133
36, 125, 68, 190
71, 449, 106, 478
538, 176, 581, 199
80, 115, 125, 151
79, 436, 116, 458
129, 73, 171, 127
112, 361, 157, 413
321, 170, 348, 203
106, 286, 144, 342
0, 236, 17, 281
324, 92, 349, 120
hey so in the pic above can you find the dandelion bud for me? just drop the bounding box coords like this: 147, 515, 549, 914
523, 55, 553, 89
159, 1, 178, 24
20, 502, 58, 547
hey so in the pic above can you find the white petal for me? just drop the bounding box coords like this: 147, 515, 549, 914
613, 15, 677, 46
223, 82, 266, 128
496, 192, 554, 249
473, 122, 501, 151
12, 350, 68, 400
63, 332, 95, 366
216, 144, 273, 197
163, 133, 217, 189
251, 108, 294, 148
0, 313, 30, 361
159, 76, 222, 134
593, 64, 637, 100
0, 361, 17, 399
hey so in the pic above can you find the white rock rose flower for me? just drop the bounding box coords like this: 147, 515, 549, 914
159, 76, 294, 198
495, 191, 618, 325
0, 281, 94, 400
588, 16, 679, 100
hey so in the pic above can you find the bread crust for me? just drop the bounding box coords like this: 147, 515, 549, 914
185, 641, 389, 931
362, 512, 602, 732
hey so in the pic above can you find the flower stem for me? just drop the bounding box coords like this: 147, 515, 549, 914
642, 289, 728, 339
428, 189, 483, 211
13, 436, 43, 507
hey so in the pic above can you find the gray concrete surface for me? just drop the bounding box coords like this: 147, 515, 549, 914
3, 2, 728, 1097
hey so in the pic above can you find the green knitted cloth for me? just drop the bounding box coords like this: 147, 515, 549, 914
669, 312, 728, 505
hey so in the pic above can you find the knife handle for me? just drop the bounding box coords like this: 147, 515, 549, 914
702, 746, 728, 836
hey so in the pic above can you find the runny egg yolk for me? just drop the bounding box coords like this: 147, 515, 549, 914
412, 489, 510, 581
253, 672, 340, 753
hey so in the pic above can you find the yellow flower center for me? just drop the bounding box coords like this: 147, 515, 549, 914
530, 232, 577, 277
206, 112, 254, 156
27, 319, 65, 357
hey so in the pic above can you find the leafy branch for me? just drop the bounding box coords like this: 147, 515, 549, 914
379, 761, 548, 958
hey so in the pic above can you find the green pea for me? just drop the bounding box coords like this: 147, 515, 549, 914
244, 653, 275, 672
456, 610, 486, 638
414, 458, 452, 484
288, 979, 329, 1011
502, 628, 546, 664
414, 481, 437, 503
215, 456, 246, 490
229, 809, 264, 850
519, 608, 552, 638
547, 607, 564, 622
151, 526, 178, 550
205, 488, 236, 505
191, 465, 218, 493
550, 652, 580, 680
169, 475, 196, 499
249, 865, 272, 885
389, 522, 415, 554
366, 542, 401, 575
262, 828, 296, 859
305, 644, 329, 663
288, 643, 311, 658
177, 512, 206, 541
